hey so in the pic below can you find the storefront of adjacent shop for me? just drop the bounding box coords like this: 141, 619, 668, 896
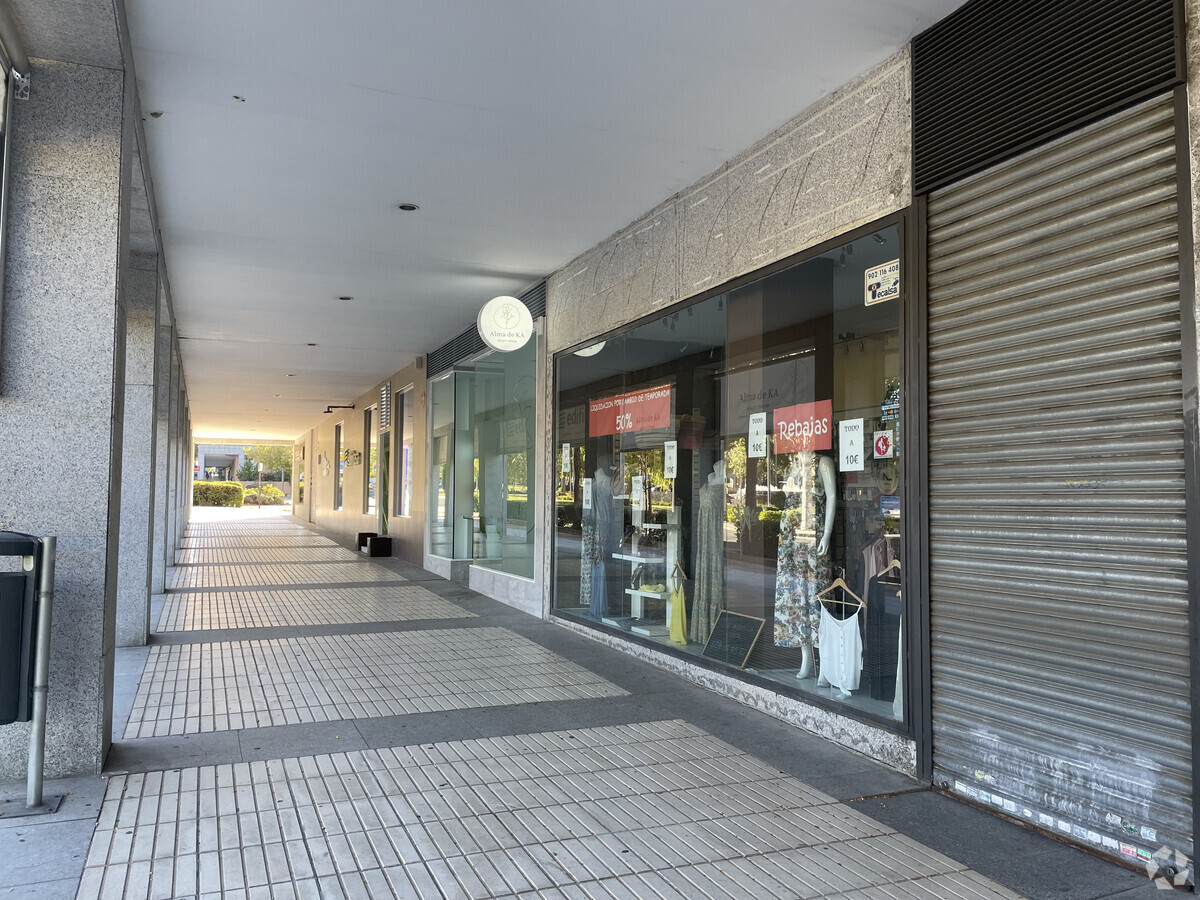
423, 283, 549, 616
544, 0, 1199, 879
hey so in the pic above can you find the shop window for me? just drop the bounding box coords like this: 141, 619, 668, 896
334, 422, 344, 510
427, 333, 537, 577
553, 223, 905, 724
364, 406, 378, 515
396, 387, 414, 517
295, 443, 305, 505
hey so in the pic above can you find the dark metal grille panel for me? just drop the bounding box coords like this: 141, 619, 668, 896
926, 95, 1190, 861
426, 280, 546, 377
913, 0, 1181, 194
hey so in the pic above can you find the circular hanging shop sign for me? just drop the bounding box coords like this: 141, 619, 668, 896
477, 296, 533, 352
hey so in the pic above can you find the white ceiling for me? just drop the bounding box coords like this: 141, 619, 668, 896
123, 0, 967, 441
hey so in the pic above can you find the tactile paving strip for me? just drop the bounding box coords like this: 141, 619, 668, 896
176, 547, 363, 565
167, 563, 405, 591
155, 585, 475, 632
124, 628, 627, 738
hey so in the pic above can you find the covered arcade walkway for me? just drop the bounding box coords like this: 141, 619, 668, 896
2, 507, 1156, 899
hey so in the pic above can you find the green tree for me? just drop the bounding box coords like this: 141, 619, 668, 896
241, 444, 293, 482
236, 458, 258, 480
724, 437, 747, 486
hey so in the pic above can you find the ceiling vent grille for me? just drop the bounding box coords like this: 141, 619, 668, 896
426, 280, 546, 377
912, 0, 1181, 194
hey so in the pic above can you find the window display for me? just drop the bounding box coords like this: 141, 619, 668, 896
553, 222, 905, 723
427, 334, 537, 578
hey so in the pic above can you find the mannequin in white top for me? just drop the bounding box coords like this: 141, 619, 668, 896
708, 460, 724, 486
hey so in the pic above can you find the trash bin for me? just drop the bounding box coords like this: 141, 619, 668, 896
0, 533, 42, 727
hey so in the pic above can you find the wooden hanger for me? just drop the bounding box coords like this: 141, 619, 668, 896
878, 559, 901, 578
671, 559, 688, 591
815, 576, 864, 608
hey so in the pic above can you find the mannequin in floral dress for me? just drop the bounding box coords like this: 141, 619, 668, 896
772, 451, 837, 678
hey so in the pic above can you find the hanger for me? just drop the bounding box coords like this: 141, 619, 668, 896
878, 559, 901, 579
671, 559, 688, 591
815, 575, 864, 609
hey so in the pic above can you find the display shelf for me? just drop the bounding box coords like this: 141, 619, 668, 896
625, 587, 670, 600
611, 552, 665, 564
610, 507, 679, 620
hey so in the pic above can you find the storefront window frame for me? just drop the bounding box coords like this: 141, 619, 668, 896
423, 331, 539, 576
548, 208, 923, 737
395, 385, 415, 518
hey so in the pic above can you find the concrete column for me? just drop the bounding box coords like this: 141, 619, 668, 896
149, 311, 172, 594
165, 351, 180, 565
0, 61, 129, 778
116, 254, 159, 646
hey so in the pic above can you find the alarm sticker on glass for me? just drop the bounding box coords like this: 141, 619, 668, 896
582, 478, 593, 511
664, 441, 678, 479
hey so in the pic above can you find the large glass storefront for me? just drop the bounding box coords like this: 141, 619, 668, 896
553, 222, 906, 724
428, 334, 538, 578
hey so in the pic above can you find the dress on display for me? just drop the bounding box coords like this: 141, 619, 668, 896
579, 510, 598, 610
817, 603, 863, 693
589, 557, 607, 619
688, 480, 726, 644
773, 455, 832, 648
595, 474, 620, 617
865, 574, 902, 701
668, 575, 687, 644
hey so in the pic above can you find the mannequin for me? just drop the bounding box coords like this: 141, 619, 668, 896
688, 460, 727, 644
581, 465, 619, 618
708, 460, 725, 486
772, 450, 837, 679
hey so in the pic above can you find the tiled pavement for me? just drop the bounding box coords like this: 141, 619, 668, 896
0, 507, 1162, 898
155, 586, 475, 633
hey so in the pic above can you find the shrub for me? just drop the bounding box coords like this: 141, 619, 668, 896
193, 481, 245, 507
244, 484, 285, 505
757, 506, 783, 527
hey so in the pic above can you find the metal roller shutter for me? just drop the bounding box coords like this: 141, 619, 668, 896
926, 93, 1190, 865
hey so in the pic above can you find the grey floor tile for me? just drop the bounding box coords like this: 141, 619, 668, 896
238, 721, 368, 761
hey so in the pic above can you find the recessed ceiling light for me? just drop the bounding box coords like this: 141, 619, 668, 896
149, 110, 164, 118
397, 203, 419, 212
272, 394, 282, 398
307, 343, 317, 347
285, 373, 296, 377
338, 295, 353, 301
233, 95, 246, 102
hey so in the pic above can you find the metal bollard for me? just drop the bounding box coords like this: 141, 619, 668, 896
26, 536, 54, 809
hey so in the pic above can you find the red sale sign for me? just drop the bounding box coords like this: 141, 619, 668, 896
773, 400, 833, 453
589, 384, 673, 437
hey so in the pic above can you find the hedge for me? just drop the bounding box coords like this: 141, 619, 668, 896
244, 484, 285, 505
193, 480, 245, 507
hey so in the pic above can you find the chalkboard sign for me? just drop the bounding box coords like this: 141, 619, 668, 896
701, 611, 765, 668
